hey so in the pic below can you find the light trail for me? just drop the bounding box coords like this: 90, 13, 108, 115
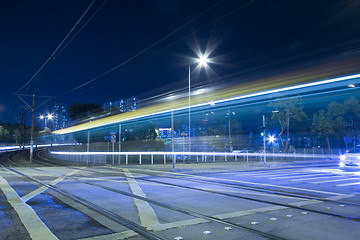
53, 72, 360, 135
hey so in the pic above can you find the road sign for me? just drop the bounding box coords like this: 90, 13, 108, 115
111, 134, 116, 143
110, 130, 117, 135
105, 135, 111, 141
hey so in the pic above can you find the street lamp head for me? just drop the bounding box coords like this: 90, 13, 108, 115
196, 54, 209, 67
39, 115, 44, 119
268, 135, 276, 144
47, 114, 53, 120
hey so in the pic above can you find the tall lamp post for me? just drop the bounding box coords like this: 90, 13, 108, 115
40, 113, 53, 130
188, 54, 209, 153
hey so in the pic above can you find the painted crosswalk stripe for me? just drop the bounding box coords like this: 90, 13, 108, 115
312, 178, 360, 184
290, 176, 342, 182
336, 182, 360, 187
269, 173, 331, 180
247, 172, 304, 178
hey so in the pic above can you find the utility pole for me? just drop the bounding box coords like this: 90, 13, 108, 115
263, 114, 266, 165
23, 116, 26, 150
188, 65, 191, 155
20, 111, 23, 155
16, 94, 54, 162
29, 95, 35, 163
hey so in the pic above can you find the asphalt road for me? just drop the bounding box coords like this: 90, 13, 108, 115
0, 151, 359, 240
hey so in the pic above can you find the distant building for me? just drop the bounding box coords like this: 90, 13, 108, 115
158, 128, 172, 139
126, 97, 137, 112
52, 105, 68, 130
103, 97, 138, 113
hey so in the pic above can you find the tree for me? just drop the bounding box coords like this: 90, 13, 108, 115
311, 101, 346, 153
68, 102, 103, 120
343, 97, 360, 141
13, 128, 21, 143
269, 96, 306, 152
0, 124, 10, 141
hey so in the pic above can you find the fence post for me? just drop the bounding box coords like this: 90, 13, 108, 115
126, 154, 128, 165
151, 154, 154, 164
139, 154, 142, 165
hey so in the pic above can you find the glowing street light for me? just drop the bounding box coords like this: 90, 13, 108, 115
267, 135, 276, 144
40, 113, 53, 130
196, 54, 209, 67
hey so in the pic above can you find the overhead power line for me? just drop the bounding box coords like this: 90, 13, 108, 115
13, 0, 107, 95
59, 0, 233, 97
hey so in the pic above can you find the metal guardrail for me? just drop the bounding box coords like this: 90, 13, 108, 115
50, 150, 340, 166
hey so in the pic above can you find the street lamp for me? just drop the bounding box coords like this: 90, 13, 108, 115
189, 53, 209, 153
267, 135, 276, 144
40, 114, 53, 130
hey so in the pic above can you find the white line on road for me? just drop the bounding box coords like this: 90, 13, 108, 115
311, 178, 360, 184
290, 175, 343, 182
0, 175, 58, 240
269, 173, 331, 180
336, 182, 360, 187
123, 169, 159, 228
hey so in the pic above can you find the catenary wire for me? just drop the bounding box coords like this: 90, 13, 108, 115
58, 0, 232, 97
13, 0, 100, 95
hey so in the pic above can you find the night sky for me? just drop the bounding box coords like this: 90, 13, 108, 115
2, 0, 360, 123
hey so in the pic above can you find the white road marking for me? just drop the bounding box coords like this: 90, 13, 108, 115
269, 173, 331, 180
312, 178, 360, 184
0, 175, 58, 240
21, 168, 83, 202
77, 230, 138, 240
123, 167, 346, 196
290, 175, 343, 182
123, 169, 159, 228
336, 182, 360, 187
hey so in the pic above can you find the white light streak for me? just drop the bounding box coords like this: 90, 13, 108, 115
54, 73, 360, 134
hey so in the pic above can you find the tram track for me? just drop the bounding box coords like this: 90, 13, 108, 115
4, 149, 359, 239
2, 150, 292, 240
1, 151, 167, 240
123, 168, 360, 208
70, 164, 360, 221
34, 150, 291, 240
36, 150, 360, 220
